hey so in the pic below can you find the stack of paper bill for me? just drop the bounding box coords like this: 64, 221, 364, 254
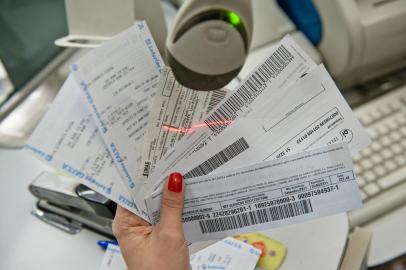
99, 237, 261, 270
26, 21, 370, 242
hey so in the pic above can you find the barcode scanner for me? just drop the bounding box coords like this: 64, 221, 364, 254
166, 0, 253, 91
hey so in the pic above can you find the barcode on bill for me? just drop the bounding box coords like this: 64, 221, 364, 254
183, 137, 249, 179
207, 89, 227, 114
204, 44, 294, 134
199, 199, 313, 234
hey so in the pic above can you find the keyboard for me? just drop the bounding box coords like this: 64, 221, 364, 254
348, 85, 406, 228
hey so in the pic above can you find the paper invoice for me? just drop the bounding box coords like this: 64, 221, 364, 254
25, 75, 141, 215
71, 21, 163, 193
145, 36, 370, 193
138, 67, 227, 182
146, 144, 362, 242
180, 64, 371, 179
189, 237, 261, 270
99, 244, 126, 270
143, 35, 316, 193
98, 238, 260, 270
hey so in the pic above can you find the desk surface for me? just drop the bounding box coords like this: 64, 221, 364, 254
0, 148, 349, 270
0, 148, 104, 270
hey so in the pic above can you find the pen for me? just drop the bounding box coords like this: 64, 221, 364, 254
97, 240, 119, 250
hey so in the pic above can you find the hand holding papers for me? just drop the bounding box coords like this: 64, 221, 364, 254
26, 21, 370, 242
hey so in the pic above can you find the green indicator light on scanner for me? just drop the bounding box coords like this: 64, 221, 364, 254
227, 11, 241, 26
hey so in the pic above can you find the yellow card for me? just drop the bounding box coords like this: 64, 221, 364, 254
234, 233, 286, 270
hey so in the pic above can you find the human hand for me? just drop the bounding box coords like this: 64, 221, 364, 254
112, 172, 190, 270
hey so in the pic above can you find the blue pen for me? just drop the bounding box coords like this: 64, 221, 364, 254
97, 240, 119, 250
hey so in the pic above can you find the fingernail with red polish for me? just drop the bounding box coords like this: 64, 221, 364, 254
168, 172, 183, 193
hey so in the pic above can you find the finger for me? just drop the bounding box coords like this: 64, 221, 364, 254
113, 206, 150, 237
116, 205, 150, 226
156, 172, 185, 232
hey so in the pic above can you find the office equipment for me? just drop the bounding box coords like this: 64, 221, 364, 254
31, 207, 83, 234
313, 0, 406, 89
29, 171, 116, 236
97, 240, 118, 250
305, 0, 406, 266
166, 0, 253, 90
29, 172, 115, 219
349, 85, 406, 227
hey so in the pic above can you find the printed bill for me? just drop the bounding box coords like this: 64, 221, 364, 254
138, 67, 227, 182
25, 75, 143, 217
71, 21, 163, 196
145, 144, 362, 242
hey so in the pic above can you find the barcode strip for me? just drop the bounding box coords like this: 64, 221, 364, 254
184, 137, 249, 179
204, 45, 294, 134
199, 199, 313, 234
207, 89, 227, 114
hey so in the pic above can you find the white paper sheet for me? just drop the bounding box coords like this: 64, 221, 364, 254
98, 238, 260, 270
71, 22, 163, 196
189, 237, 261, 270
138, 67, 227, 182
25, 75, 142, 215
146, 144, 362, 242
178, 65, 371, 180
145, 36, 315, 192
99, 245, 126, 270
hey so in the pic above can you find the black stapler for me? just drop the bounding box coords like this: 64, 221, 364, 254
29, 171, 116, 237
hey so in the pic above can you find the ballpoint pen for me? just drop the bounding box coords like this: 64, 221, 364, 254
97, 240, 119, 250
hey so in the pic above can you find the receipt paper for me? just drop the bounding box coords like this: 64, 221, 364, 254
145, 36, 370, 194
146, 144, 362, 242
98, 238, 260, 270
189, 237, 261, 270
25, 75, 142, 216
72, 21, 163, 195
145, 35, 317, 192
138, 66, 227, 182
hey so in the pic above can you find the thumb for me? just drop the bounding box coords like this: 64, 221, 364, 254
157, 172, 185, 232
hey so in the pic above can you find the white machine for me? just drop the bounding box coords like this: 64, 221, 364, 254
165, 0, 253, 90
314, 0, 406, 88
242, 0, 406, 267
313, 0, 406, 265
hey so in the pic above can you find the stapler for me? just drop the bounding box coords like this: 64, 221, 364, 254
29, 171, 116, 237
